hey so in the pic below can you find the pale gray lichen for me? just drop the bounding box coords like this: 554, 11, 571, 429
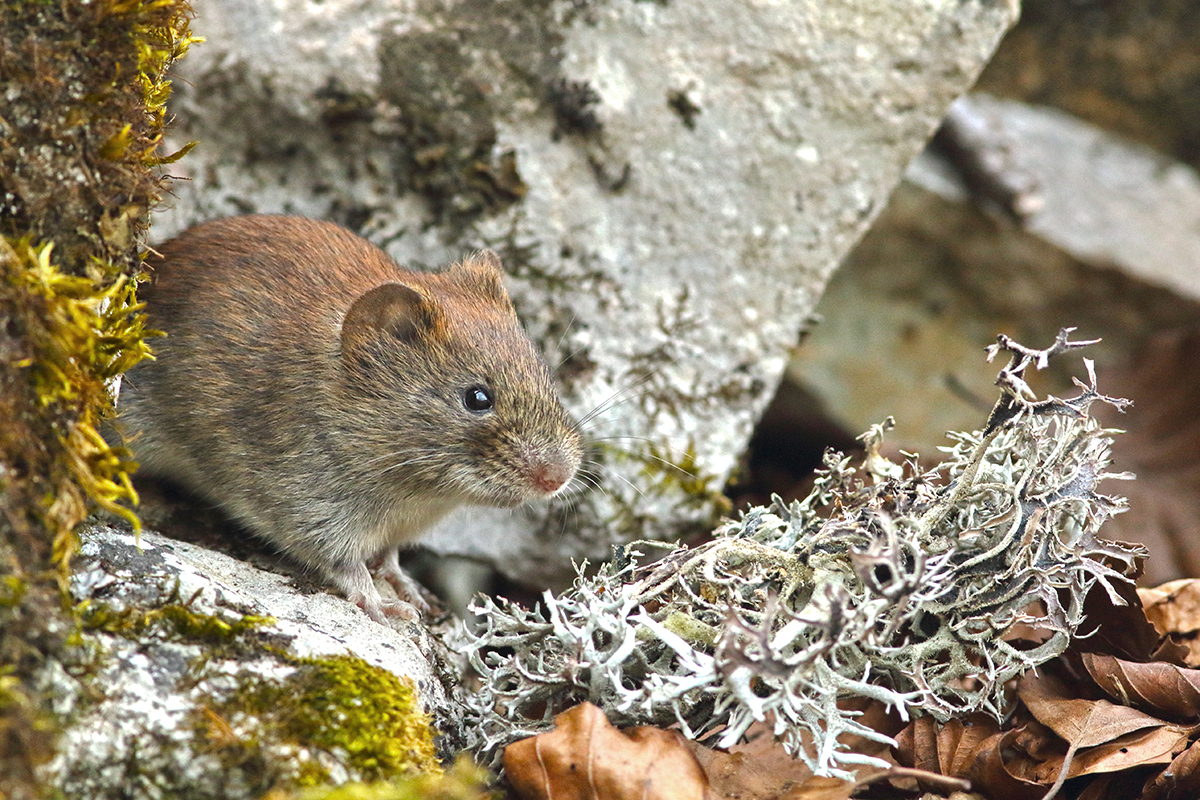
459, 329, 1142, 778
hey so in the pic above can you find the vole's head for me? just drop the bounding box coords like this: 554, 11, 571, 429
338, 250, 583, 508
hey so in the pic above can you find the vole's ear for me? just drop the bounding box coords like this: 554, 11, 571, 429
449, 250, 508, 304
341, 283, 440, 358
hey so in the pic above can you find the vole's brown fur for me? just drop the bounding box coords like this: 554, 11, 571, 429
120, 215, 582, 621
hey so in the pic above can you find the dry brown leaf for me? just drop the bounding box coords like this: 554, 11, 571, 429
1019, 671, 1195, 795
1062, 725, 1191, 778
1075, 569, 1186, 664
892, 716, 1048, 800
690, 743, 853, 800
1021, 725, 1192, 785
503, 702, 708, 800
1140, 580, 1200, 668
1084, 652, 1200, 720
1141, 581, 1200, 637
893, 715, 1001, 780
684, 718, 893, 800
686, 730, 831, 800
1020, 674, 1172, 749
1141, 737, 1200, 800
973, 729, 1047, 800
1074, 770, 1170, 800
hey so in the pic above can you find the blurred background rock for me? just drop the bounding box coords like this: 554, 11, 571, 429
731, 0, 1200, 586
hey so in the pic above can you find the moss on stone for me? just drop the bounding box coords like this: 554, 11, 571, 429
80, 599, 273, 647
204, 653, 441, 788
75, 596, 444, 792
284, 756, 493, 800
1, 0, 196, 791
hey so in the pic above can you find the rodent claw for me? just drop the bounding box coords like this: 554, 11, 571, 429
348, 591, 419, 624
380, 599, 421, 621
371, 548, 432, 613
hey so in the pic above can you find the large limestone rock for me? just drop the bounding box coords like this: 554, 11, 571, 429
151, 0, 1018, 582
43, 524, 457, 796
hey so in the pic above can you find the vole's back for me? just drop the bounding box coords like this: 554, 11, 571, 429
123, 217, 386, 521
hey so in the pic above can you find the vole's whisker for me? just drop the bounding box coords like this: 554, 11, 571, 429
582, 436, 697, 479
608, 469, 647, 500
551, 309, 578, 363
555, 342, 592, 374
576, 365, 669, 428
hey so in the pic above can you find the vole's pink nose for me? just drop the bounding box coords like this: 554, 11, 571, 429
533, 460, 574, 494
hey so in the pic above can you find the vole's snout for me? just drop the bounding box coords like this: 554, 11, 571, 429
533, 458, 575, 495
519, 441, 581, 498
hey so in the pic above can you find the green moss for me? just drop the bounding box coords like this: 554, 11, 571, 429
3, 238, 157, 550
203, 654, 440, 788
80, 600, 273, 646
289, 757, 493, 800
76, 598, 444, 791
0, 576, 27, 608
0, 663, 60, 794
1, 0, 197, 567
1, 0, 199, 792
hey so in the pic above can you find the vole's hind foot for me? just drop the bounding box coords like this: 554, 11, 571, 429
370, 547, 431, 614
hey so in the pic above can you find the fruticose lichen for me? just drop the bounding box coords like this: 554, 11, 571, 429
461, 329, 1141, 778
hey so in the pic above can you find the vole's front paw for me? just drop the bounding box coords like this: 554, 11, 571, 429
348, 591, 420, 624
372, 547, 432, 614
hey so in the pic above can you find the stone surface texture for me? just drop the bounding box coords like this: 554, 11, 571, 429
42, 524, 456, 797
924, 95, 1200, 302
150, 0, 1018, 582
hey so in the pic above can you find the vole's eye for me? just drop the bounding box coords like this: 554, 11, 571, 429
462, 385, 494, 413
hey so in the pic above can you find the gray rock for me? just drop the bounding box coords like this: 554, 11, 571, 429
911, 95, 1200, 303
787, 94, 1200, 458
152, 0, 1018, 582
42, 524, 457, 797
783, 94, 1200, 587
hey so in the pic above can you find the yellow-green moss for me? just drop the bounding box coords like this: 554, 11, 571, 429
76, 596, 443, 792
2, 0, 194, 792
598, 440, 732, 536
203, 654, 441, 788
1, 0, 198, 571
0, 576, 27, 608
80, 600, 274, 646
278, 756, 493, 800
4, 238, 156, 550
